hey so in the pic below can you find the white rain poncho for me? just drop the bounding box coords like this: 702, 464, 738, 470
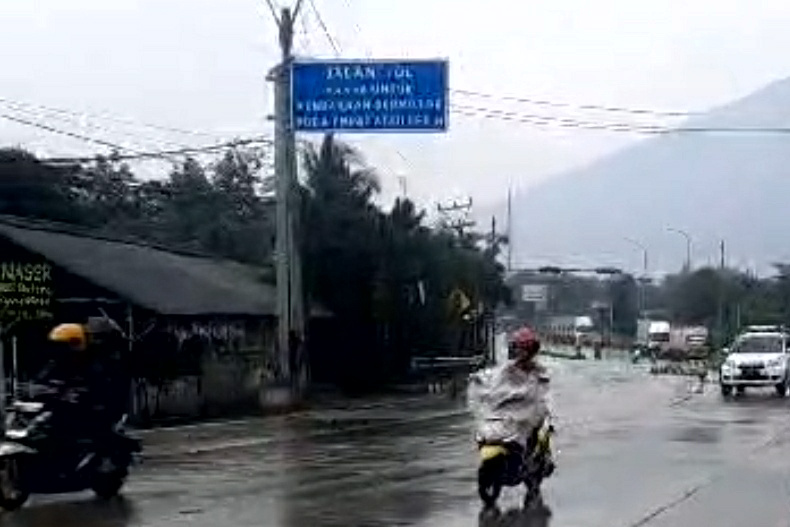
467, 360, 551, 447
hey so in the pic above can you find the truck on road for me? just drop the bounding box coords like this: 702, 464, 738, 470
637, 320, 709, 360
636, 319, 670, 356
667, 325, 709, 359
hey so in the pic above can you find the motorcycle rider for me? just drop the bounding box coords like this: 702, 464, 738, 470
506, 327, 551, 455
41, 321, 128, 448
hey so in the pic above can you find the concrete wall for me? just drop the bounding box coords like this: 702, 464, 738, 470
130, 316, 275, 423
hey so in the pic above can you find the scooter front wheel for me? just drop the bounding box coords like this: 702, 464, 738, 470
0, 458, 29, 511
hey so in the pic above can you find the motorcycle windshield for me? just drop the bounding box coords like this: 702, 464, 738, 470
467, 362, 550, 445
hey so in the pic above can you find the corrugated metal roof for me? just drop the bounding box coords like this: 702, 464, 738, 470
0, 218, 277, 316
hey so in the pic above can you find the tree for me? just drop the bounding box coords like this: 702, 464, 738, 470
1, 142, 508, 390
608, 274, 638, 336
301, 134, 509, 388
302, 134, 381, 320
0, 148, 80, 223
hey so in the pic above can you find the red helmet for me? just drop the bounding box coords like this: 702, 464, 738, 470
511, 327, 541, 355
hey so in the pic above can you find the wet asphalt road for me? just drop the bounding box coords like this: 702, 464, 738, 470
4, 358, 790, 527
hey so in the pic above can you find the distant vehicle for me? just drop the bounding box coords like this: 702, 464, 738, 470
638, 320, 670, 354
636, 319, 651, 347
540, 315, 598, 346
668, 326, 709, 359
719, 326, 790, 398
573, 316, 595, 346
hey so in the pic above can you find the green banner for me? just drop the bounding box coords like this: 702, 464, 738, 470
0, 262, 54, 322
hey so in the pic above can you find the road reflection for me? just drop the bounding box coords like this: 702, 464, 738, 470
277, 423, 438, 526
0, 497, 137, 527
478, 506, 552, 527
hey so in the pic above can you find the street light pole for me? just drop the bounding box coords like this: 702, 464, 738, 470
623, 237, 648, 320
623, 237, 648, 276
667, 227, 692, 272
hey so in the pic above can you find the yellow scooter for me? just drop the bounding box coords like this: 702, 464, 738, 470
477, 419, 555, 509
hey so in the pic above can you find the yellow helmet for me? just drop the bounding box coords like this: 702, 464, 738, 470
48, 323, 88, 351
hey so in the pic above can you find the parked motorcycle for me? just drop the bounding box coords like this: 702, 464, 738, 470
0, 392, 142, 511
477, 418, 555, 509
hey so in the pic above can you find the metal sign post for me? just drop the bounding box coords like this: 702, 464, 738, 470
11, 336, 17, 401
0, 326, 6, 436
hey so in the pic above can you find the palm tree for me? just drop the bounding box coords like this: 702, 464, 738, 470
301, 134, 380, 205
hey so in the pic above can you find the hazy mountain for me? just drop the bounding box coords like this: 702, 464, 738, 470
502, 77, 790, 276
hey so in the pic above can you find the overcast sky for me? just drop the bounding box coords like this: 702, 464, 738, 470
3, 0, 790, 213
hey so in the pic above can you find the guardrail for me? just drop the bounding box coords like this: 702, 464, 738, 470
410, 355, 486, 372
410, 355, 486, 397
3, 381, 33, 405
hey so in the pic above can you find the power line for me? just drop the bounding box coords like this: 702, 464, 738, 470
452, 105, 665, 134
8, 92, 790, 169
0, 96, 228, 140
0, 97, 279, 163
1, 102, 191, 152
340, 0, 366, 53
326, 0, 413, 181
307, 0, 341, 55
41, 137, 275, 164
452, 88, 695, 118
452, 104, 790, 135
451, 104, 664, 133
264, 0, 281, 25
297, 5, 314, 54
0, 113, 143, 153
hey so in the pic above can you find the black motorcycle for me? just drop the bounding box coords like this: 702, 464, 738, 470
0, 388, 142, 511
477, 419, 555, 509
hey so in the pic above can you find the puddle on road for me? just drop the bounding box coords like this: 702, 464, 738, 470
299, 416, 402, 428
728, 416, 762, 426
0, 497, 138, 527
670, 425, 721, 444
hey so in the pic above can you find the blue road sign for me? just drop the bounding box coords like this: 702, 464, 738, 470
291, 59, 448, 133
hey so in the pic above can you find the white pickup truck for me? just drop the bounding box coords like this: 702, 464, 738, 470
719, 326, 790, 398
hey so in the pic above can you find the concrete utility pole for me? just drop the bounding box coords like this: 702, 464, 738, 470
268, 0, 305, 394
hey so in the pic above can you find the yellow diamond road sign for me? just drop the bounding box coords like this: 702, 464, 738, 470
450, 288, 471, 314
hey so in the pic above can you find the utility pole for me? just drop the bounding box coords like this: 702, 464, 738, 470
437, 197, 474, 237
486, 214, 499, 363
489, 216, 497, 251
717, 239, 726, 347
623, 237, 648, 320
506, 186, 513, 273
398, 176, 408, 199
268, 0, 305, 395
720, 239, 726, 269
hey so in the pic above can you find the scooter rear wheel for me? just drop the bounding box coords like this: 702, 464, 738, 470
91, 472, 126, 500
477, 461, 502, 508
91, 456, 129, 500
